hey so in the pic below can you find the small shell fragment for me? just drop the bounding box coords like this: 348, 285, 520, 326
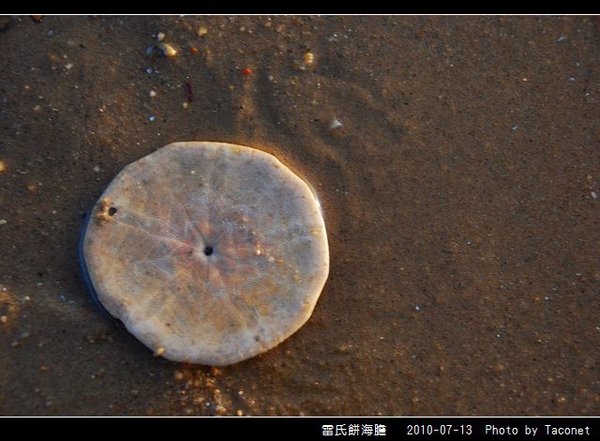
303, 51, 314, 66
329, 118, 343, 130
158, 42, 178, 58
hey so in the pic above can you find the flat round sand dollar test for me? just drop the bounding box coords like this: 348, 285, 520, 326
81, 142, 329, 365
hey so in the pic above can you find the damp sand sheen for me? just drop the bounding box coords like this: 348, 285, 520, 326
80, 142, 329, 366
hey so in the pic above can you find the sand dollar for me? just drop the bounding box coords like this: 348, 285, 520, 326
80, 142, 329, 365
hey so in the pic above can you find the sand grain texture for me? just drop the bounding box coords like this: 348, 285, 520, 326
0, 16, 598, 415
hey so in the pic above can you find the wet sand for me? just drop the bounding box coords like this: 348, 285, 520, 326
0, 15, 598, 415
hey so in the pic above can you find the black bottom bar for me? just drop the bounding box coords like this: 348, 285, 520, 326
0, 417, 597, 440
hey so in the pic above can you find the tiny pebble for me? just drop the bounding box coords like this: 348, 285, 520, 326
592, 191, 597, 199
182, 102, 189, 110
157, 32, 165, 42
415, 305, 420, 311
197, 26, 208, 37
329, 118, 343, 130
148, 115, 156, 122
145, 67, 153, 74
0, 160, 6, 173
303, 51, 314, 66
149, 90, 157, 98
557, 35, 567, 42
65, 63, 74, 70
0, 219, 7, 225
158, 42, 177, 58
0, 316, 7, 324
236, 409, 244, 416
92, 165, 100, 172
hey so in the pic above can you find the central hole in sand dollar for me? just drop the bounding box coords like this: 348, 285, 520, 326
203, 245, 214, 256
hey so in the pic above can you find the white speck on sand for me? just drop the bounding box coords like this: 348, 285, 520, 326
330, 118, 343, 130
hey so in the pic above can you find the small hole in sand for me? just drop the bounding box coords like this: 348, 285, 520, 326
203, 246, 214, 256
108, 207, 117, 216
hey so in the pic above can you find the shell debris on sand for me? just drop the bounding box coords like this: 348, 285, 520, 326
158, 42, 178, 58
197, 26, 208, 37
150, 32, 178, 58
80, 142, 329, 366
0, 287, 19, 330
329, 117, 343, 130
